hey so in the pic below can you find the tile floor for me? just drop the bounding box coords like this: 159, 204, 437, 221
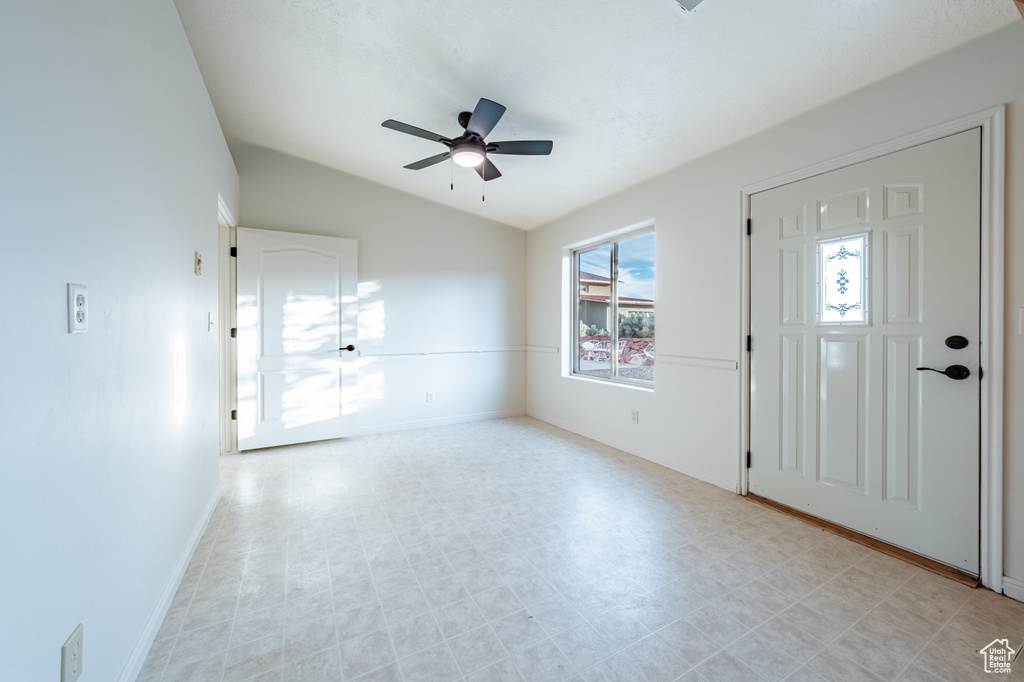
137, 417, 1024, 682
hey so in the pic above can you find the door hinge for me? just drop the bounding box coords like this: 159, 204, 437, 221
746, 451, 751, 468
230, 246, 237, 257
979, 367, 984, 380
230, 327, 236, 338
746, 218, 751, 236
231, 409, 237, 420
746, 335, 751, 352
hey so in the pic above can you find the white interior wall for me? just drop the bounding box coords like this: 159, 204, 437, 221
0, 1, 239, 680
525, 23, 1024, 586
231, 145, 527, 434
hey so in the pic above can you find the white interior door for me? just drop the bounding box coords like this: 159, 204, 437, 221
749, 129, 981, 573
237, 227, 358, 450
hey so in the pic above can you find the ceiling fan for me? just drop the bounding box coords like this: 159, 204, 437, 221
381, 98, 553, 181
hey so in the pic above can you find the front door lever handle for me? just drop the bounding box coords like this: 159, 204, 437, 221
916, 364, 970, 381
339, 344, 355, 352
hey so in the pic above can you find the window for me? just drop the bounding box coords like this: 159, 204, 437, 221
573, 229, 655, 385
818, 235, 867, 324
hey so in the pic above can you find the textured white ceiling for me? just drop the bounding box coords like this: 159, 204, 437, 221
174, 0, 1017, 229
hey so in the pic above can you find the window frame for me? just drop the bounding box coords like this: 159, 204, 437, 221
570, 225, 655, 388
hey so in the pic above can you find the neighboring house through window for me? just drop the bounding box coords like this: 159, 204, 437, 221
572, 227, 655, 385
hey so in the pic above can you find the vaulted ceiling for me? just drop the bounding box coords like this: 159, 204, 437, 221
175, 0, 1017, 229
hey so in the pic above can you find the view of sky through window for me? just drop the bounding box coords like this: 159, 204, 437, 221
617, 233, 655, 300
578, 233, 655, 299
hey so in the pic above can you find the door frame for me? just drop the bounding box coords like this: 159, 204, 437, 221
738, 106, 1005, 591
217, 195, 238, 455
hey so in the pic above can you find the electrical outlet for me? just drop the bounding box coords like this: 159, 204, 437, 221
631, 409, 639, 424
61, 623, 83, 682
67, 284, 87, 333
426, 392, 434, 403
194, 251, 202, 276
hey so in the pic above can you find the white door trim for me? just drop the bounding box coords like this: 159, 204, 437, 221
217, 193, 238, 455
739, 106, 1005, 591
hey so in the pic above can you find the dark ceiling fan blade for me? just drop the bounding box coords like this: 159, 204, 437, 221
382, 119, 452, 145
404, 151, 451, 170
475, 157, 502, 181
465, 98, 506, 138
486, 140, 553, 156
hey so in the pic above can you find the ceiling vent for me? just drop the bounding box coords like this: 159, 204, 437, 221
673, 0, 707, 11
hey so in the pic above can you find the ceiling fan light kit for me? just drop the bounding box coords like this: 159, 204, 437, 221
451, 141, 485, 168
382, 97, 553, 185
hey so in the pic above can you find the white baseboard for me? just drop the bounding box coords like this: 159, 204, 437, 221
527, 409, 739, 493
116, 486, 221, 682
357, 408, 527, 436
1002, 576, 1024, 603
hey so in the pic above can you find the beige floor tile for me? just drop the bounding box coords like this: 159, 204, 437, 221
335, 601, 386, 643
894, 663, 948, 682
685, 604, 748, 647
398, 642, 462, 682
283, 614, 336, 663
389, 610, 445, 660
727, 630, 802, 681
532, 595, 587, 635
167, 619, 233, 670
804, 647, 885, 682
338, 621, 396, 679
694, 649, 761, 682
447, 623, 507, 675
280, 646, 341, 682
831, 630, 908, 679
553, 621, 612, 671
434, 596, 489, 639
162, 650, 226, 682
621, 632, 689, 681
464, 656, 524, 682
655, 618, 721, 668
133, 417, 1024, 682
221, 632, 285, 682
511, 638, 577, 681
912, 622, 1001, 681
750, 615, 826, 663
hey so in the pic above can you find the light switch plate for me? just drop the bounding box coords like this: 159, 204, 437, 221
194, 251, 202, 276
67, 284, 87, 334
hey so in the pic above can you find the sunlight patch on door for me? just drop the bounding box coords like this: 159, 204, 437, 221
281, 295, 339, 354
261, 370, 341, 429
236, 293, 258, 441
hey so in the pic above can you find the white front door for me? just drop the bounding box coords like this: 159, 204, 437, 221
749, 129, 981, 573
236, 227, 358, 450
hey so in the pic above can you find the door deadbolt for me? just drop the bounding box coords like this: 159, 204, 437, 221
944, 335, 969, 350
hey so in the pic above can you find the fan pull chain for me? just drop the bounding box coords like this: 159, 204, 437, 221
481, 170, 485, 202
450, 159, 454, 190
